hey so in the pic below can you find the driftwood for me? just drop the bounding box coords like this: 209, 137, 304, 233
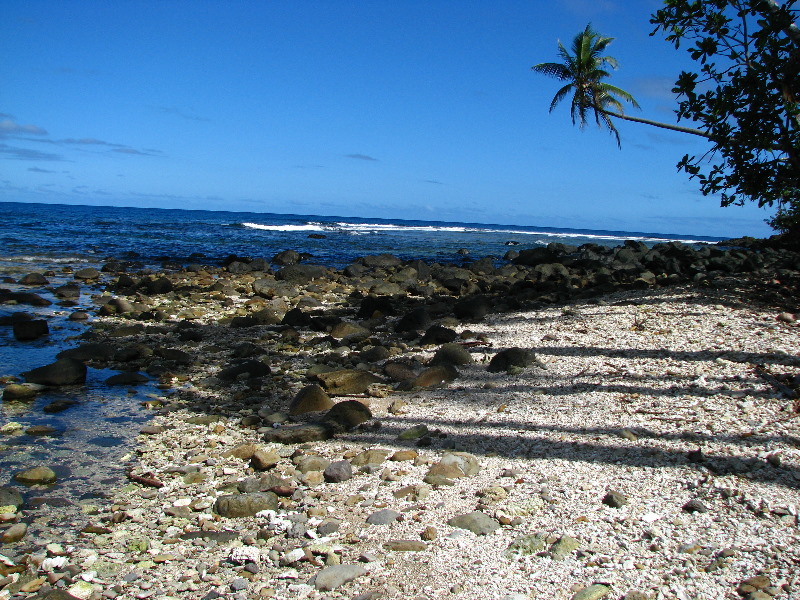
125, 468, 164, 488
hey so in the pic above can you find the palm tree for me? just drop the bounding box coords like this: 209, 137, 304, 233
533, 24, 709, 146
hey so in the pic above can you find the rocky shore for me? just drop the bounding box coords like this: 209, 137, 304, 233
1, 239, 800, 600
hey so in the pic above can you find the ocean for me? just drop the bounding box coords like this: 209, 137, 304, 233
0, 201, 724, 272
0, 201, 724, 505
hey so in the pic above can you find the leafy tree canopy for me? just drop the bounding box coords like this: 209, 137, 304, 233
651, 0, 800, 238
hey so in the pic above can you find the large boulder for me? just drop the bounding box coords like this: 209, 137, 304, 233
23, 358, 86, 386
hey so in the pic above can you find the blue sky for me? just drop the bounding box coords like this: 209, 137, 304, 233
0, 0, 777, 237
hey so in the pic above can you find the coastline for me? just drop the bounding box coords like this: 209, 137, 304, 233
1, 240, 799, 600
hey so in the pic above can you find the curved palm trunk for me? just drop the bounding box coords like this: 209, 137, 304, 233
600, 109, 711, 138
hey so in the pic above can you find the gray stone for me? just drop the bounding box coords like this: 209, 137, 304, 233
447, 511, 499, 535
505, 533, 548, 558
397, 424, 429, 440
550, 535, 580, 560
350, 449, 391, 467
310, 564, 367, 591
0, 486, 24, 509
366, 509, 401, 525
317, 369, 383, 396
324, 460, 353, 483
264, 423, 334, 444
213, 492, 278, 518
602, 490, 628, 508
439, 451, 481, 476
383, 539, 427, 551
289, 384, 333, 415
294, 455, 331, 473
571, 584, 611, 600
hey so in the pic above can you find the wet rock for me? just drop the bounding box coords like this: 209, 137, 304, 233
54, 283, 80, 299
74, 267, 101, 280
19, 272, 48, 286
487, 348, 540, 373
23, 358, 86, 386
58, 342, 115, 361
105, 371, 149, 386
447, 511, 499, 535
310, 564, 367, 591
289, 384, 333, 415
317, 369, 383, 396
14, 466, 57, 485
13, 319, 49, 341
0, 487, 23, 509
213, 492, 279, 517
2, 383, 45, 400
272, 249, 301, 266
2, 522, 28, 543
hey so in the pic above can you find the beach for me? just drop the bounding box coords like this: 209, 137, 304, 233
1, 235, 799, 600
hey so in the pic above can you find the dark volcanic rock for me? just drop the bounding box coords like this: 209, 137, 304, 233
316, 369, 383, 395
323, 400, 372, 430
218, 359, 271, 381
429, 343, 473, 366
420, 325, 458, 345
453, 296, 492, 321
24, 358, 86, 386
395, 307, 432, 333
289, 384, 334, 415
276, 264, 328, 284
272, 249, 301, 266
13, 319, 49, 341
58, 342, 116, 362
413, 364, 458, 388
19, 273, 49, 286
487, 348, 540, 373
